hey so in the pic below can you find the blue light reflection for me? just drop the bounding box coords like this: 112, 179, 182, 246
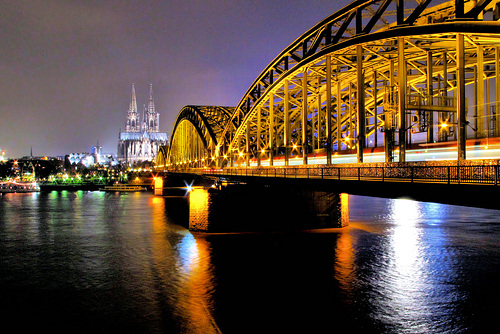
364, 197, 465, 333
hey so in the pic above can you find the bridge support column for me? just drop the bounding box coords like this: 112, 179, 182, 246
302, 69, 308, 165
326, 56, 332, 165
337, 73, 342, 152
398, 37, 407, 163
257, 106, 262, 166
153, 177, 164, 196
457, 33, 466, 162
496, 47, 500, 137
188, 185, 349, 232
356, 45, 365, 163
427, 51, 434, 143
285, 79, 290, 166
373, 70, 378, 148
246, 123, 250, 166
477, 44, 485, 138
269, 93, 275, 166
384, 61, 395, 163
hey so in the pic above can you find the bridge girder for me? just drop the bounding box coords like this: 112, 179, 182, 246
229, 28, 500, 165
160, 0, 500, 169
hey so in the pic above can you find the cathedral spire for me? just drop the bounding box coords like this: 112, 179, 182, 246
145, 83, 159, 132
126, 83, 139, 131
142, 104, 147, 132
147, 83, 155, 114
129, 83, 138, 114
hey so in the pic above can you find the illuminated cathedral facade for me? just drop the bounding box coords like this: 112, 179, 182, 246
117, 84, 168, 164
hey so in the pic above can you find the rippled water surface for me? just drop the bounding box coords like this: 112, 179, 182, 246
0, 190, 499, 333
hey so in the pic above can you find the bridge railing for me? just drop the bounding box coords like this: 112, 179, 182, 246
189, 164, 499, 186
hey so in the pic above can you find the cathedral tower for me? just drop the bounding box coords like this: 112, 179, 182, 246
117, 83, 168, 164
125, 84, 140, 132
145, 84, 159, 132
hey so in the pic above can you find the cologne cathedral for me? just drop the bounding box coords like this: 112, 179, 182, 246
117, 84, 168, 164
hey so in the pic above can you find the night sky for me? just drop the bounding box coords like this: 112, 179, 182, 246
1, 0, 349, 158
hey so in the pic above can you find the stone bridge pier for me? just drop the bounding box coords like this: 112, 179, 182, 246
188, 183, 349, 233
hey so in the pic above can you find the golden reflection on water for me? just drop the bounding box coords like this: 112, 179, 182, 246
150, 196, 167, 233
149, 195, 219, 333
180, 234, 220, 333
334, 228, 355, 299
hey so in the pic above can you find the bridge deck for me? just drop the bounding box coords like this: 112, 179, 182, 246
192, 164, 500, 186
158, 163, 500, 209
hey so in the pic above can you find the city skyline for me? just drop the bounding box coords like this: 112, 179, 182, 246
0, 0, 348, 158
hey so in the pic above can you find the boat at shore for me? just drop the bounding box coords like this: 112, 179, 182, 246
0, 180, 40, 193
39, 180, 105, 191
101, 184, 147, 192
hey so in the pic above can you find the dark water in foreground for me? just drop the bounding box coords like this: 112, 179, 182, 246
0, 190, 499, 333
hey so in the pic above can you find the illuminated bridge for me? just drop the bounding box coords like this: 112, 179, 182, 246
155, 0, 500, 209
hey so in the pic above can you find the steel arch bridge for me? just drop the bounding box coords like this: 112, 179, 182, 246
156, 105, 235, 167
158, 0, 500, 170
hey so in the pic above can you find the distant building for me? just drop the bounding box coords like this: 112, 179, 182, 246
92, 142, 102, 164
68, 152, 94, 166
67, 146, 119, 168
117, 84, 168, 164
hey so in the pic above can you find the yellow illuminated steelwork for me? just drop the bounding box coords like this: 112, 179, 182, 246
158, 1, 500, 168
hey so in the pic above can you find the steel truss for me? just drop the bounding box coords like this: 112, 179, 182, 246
160, 0, 500, 169
166, 106, 234, 168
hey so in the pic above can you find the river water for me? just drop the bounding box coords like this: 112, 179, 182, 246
0, 190, 499, 333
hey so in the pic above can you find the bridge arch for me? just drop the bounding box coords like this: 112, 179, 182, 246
161, 0, 500, 169
156, 145, 168, 168
163, 105, 235, 168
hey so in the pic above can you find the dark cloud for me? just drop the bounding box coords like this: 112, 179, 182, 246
0, 0, 348, 157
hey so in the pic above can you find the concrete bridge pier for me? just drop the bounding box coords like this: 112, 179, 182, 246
188, 183, 349, 233
153, 173, 213, 196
